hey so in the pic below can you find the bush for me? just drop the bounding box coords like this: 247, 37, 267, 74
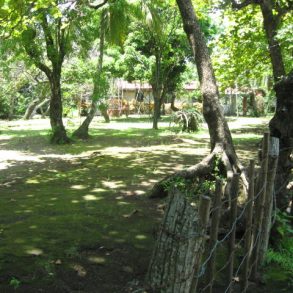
170, 108, 203, 132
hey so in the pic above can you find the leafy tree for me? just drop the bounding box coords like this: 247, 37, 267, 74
73, 0, 140, 138
117, 1, 190, 129
229, 0, 293, 211
212, 6, 272, 91
150, 0, 245, 198
0, 0, 100, 143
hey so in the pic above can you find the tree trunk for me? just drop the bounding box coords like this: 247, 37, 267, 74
23, 98, 40, 120
269, 73, 293, 211
35, 98, 50, 117
176, 0, 237, 155
72, 101, 97, 139
8, 95, 16, 120
73, 10, 107, 138
100, 107, 110, 123
152, 87, 162, 130
171, 92, 179, 112
260, 1, 286, 82
49, 72, 70, 144
260, 0, 292, 211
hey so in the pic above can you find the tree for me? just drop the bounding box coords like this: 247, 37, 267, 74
21, 2, 84, 144
0, 0, 101, 144
230, 0, 293, 211
72, 9, 108, 139
150, 0, 245, 198
117, 2, 190, 129
73, 0, 139, 138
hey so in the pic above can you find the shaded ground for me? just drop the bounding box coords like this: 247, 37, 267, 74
1, 116, 288, 292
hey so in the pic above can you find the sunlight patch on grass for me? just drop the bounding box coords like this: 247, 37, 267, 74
26, 179, 40, 184
102, 180, 125, 189
134, 190, 146, 195
91, 187, 107, 192
87, 256, 106, 264
82, 194, 102, 201
71, 184, 87, 190
135, 234, 147, 240
117, 201, 130, 206
26, 248, 43, 256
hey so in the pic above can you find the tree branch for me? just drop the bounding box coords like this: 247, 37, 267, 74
40, 13, 57, 65
24, 44, 52, 80
88, 0, 108, 9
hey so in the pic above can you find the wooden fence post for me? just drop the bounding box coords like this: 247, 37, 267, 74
203, 180, 223, 293
241, 160, 255, 292
190, 195, 211, 293
146, 190, 211, 293
252, 132, 269, 278
227, 173, 240, 293
259, 137, 279, 264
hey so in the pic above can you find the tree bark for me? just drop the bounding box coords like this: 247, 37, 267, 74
176, 0, 237, 157
100, 107, 110, 123
35, 98, 50, 116
8, 95, 16, 120
49, 72, 70, 144
23, 14, 70, 144
152, 86, 162, 130
259, 0, 292, 211
269, 73, 293, 211
259, 0, 286, 81
171, 92, 179, 112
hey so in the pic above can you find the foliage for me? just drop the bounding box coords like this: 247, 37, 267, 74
212, 5, 271, 92
265, 245, 293, 274
265, 211, 293, 278
116, 2, 190, 93
0, 63, 49, 118
170, 108, 203, 133
9, 277, 21, 289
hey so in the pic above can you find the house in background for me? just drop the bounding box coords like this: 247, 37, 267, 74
110, 79, 198, 103
106, 79, 199, 116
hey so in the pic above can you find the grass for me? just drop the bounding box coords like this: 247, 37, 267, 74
0, 115, 274, 292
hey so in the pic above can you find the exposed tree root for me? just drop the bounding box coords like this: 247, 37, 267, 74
149, 146, 248, 199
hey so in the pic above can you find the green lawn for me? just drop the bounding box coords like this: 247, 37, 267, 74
0, 115, 274, 292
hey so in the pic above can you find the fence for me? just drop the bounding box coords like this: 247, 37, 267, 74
146, 132, 280, 293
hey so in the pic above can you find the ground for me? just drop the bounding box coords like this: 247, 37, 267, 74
0, 115, 290, 292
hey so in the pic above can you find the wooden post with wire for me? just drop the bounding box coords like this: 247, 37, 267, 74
205, 179, 223, 293
252, 132, 270, 279
259, 137, 279, 264
227, 173, 240, 293
190, 195, 211, 293
241, 160, 255, 292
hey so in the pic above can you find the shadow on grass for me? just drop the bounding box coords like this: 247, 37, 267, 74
0, 117, 268, 292
0, 136, 204, 291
